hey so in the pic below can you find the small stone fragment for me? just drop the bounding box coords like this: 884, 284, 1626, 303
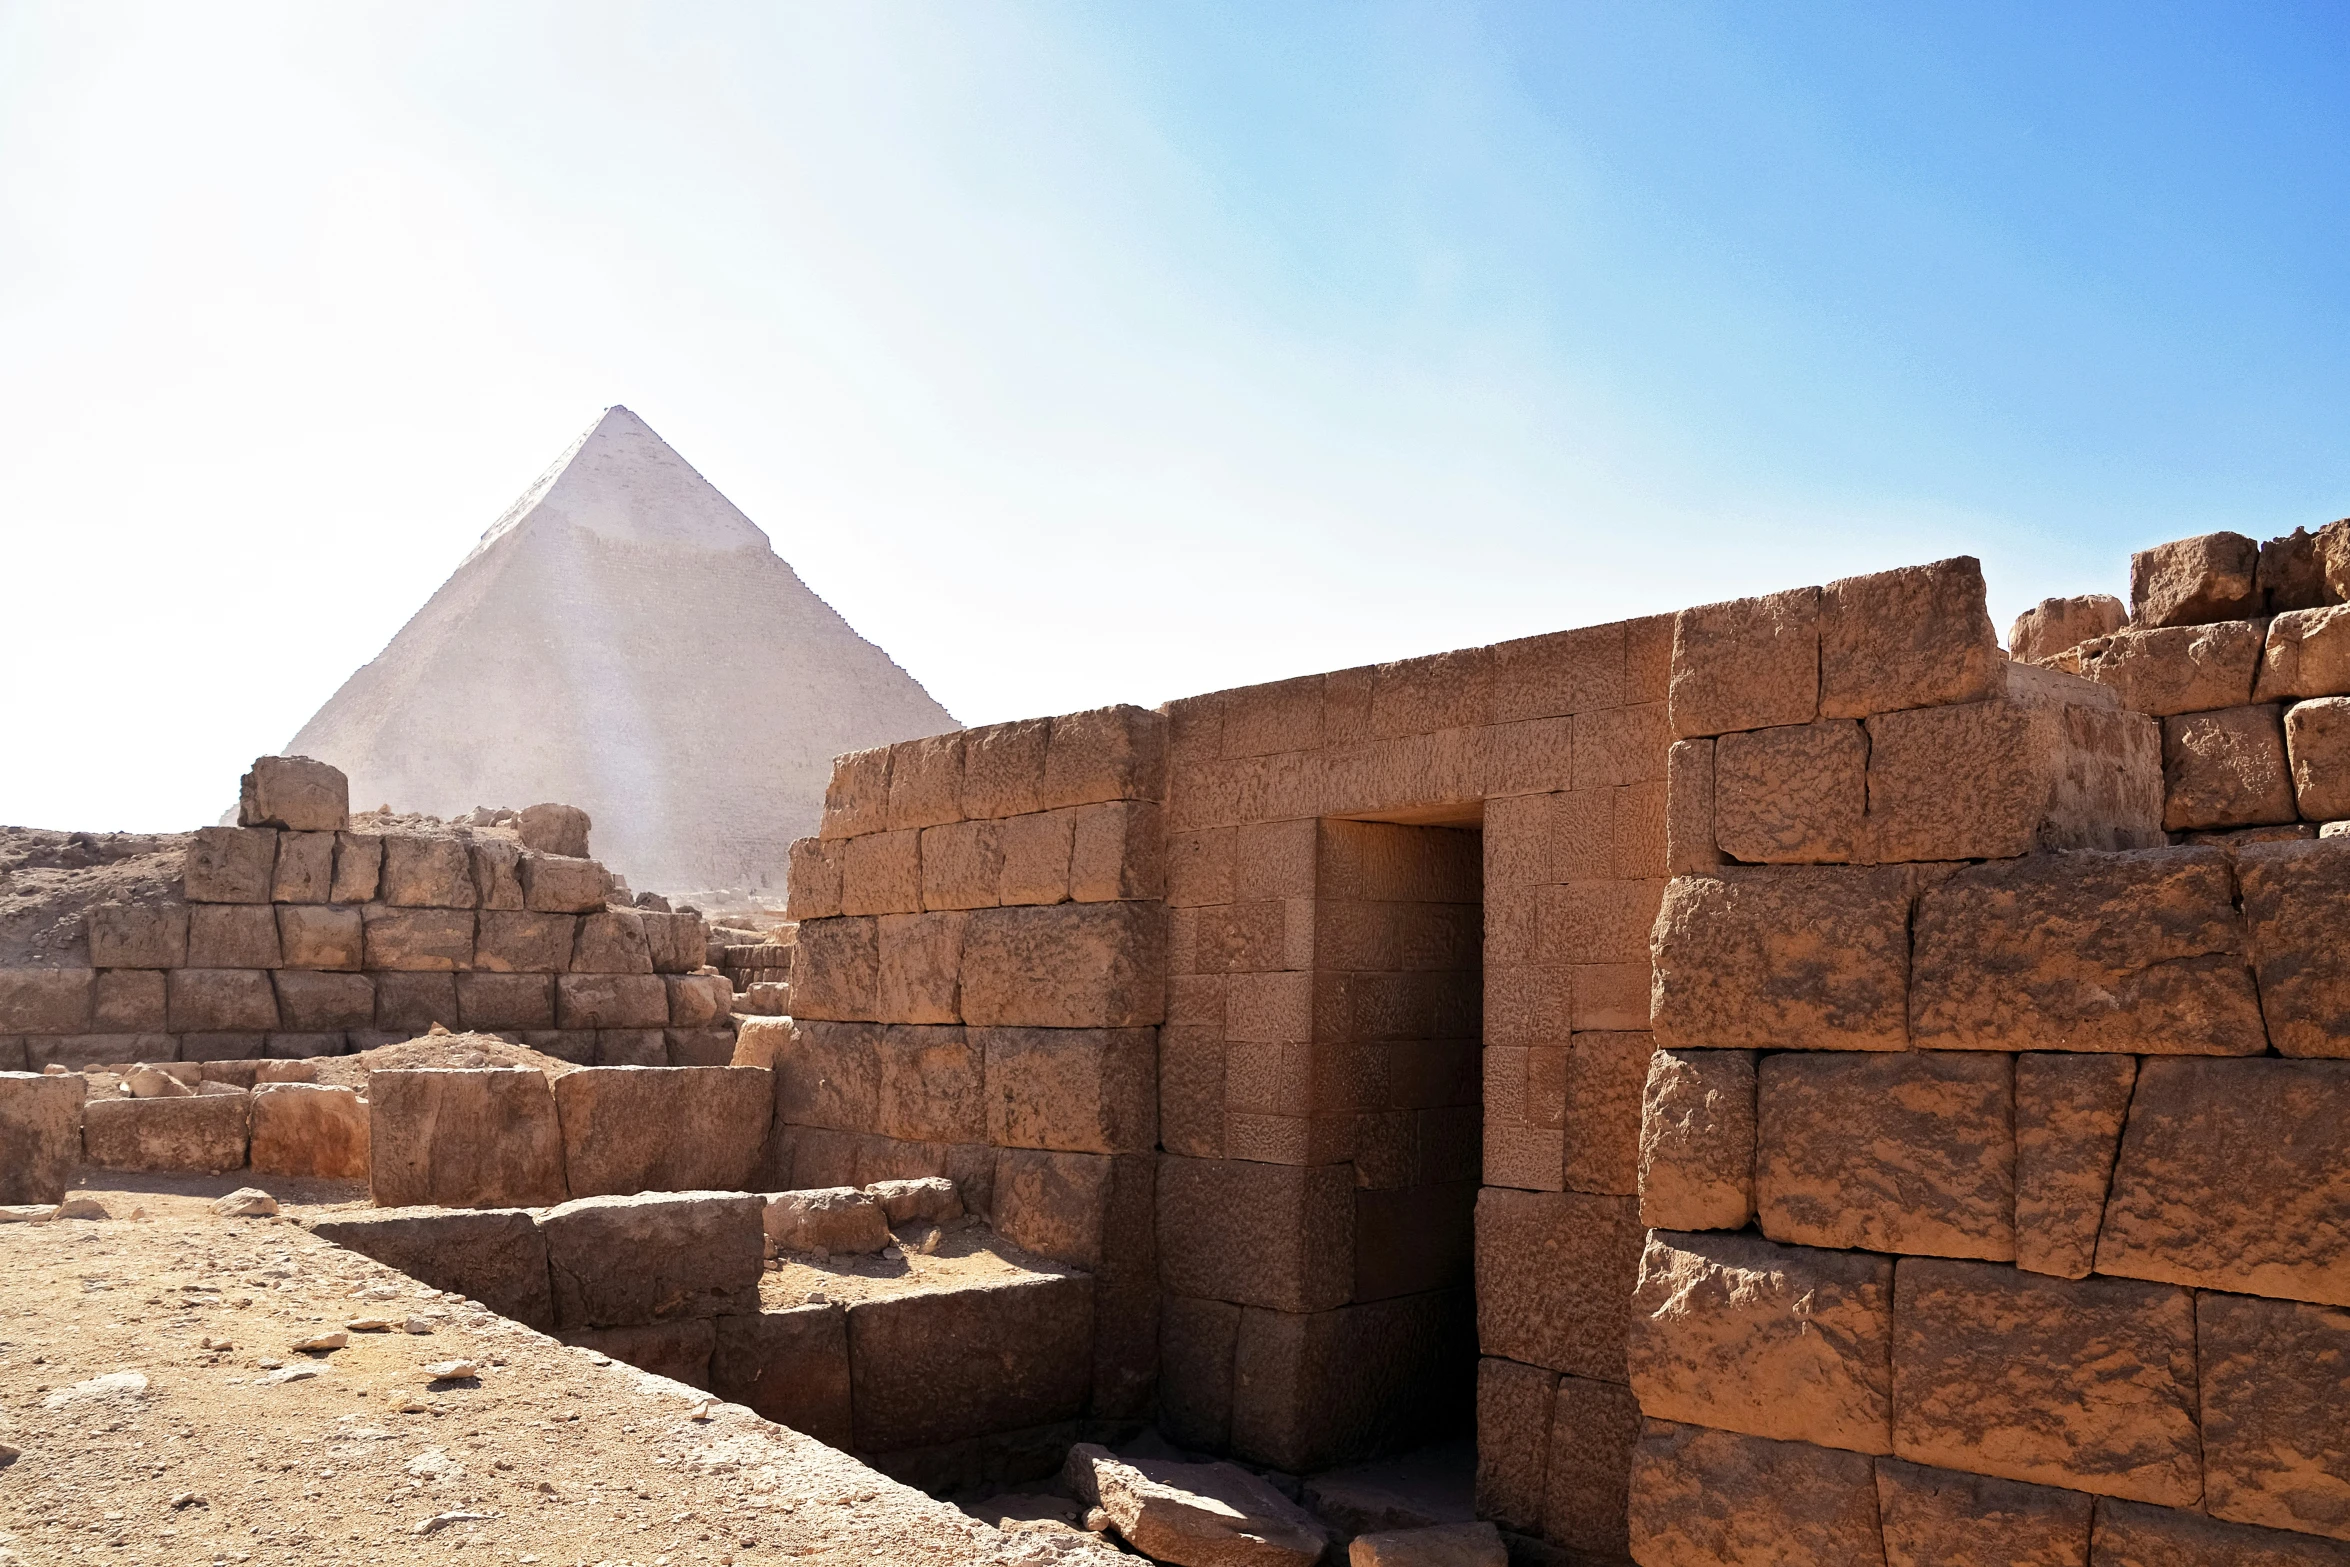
1347, 1520, 1506, 1566
211, 1188, 278, 1218
290, 1331, 348, 1352
422, 1359, 478, 1380
1063, 1441, 1333, 1567
53, 1197, 108, 1220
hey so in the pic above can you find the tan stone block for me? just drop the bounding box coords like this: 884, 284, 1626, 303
1714, 719, 1868, 863
2163, 705, 2296, 829
1492, 621, 1628, 722
541, 1190, 761, 1328
959, 903, 1164, 1029
710, 1306, 852, 1447
247, 1082, 368, 1179
551, 1065, 769, 1197
86, 902, 188, 969
1650, 865, 1911, 1052
996, 808, 1075, 906
2263, 526, 2335, 614
373, 972, 459, 1033
553, 973, 668, 1031
1228, 1291, 1471, 1474
1216, 675, 1325, 760
1638, 1046, 1755, 1232
1520, 1042, 1568, 1131
1631, 1229, 1893, 1454
2060, 619, 2263, 716
185, 826, 276, 903
1165, 826, 1235, 908
870, 1024, 981, 1142
2011, 1052, 2137, 1280
275, 905, 361, 971
883, 731, 963, 832
516, 802, 590, 859
839, 829, 921, 917
1041, 704, 1166, 808
2288, 697, 2350, 820
848, 1271, 1094, 1452
2134, 530, 2261, 627
991, 1147, 1140, 1273
330, 831, 380, 903
1910, 847, 2265, 1055
268, 830, 334, 903
1893, 1258, 2199, 1504
1628, 1419, 1884, 1567
875, 910, 964, 1024
1474, 1356, 1557, 1532
472, 911, 576, 973
1224, 1109, 1351, 1166
1367, 647, 1491, 737
362, 906, 473, 972
2011, 592, 2128, 662
960, 718, 1051, 818
1564, 1031, 1650, 1196
1875, 1456, 2093, 1567
789, 916, 879, 1022
1757, 1050, 2013, 1259
1158, 1154, 1352, 1313
1538, 879, 1665, 967
2197, 1290, 2350, 1542
273, 970, 374, 1031
1541, 1374, 1640, 1556
1481, 793, 1549, 888
1474, 1187, 1641, 1380
1626, 612, 1674, 702
452, 972, 554, 1031
1159, 1018, 1225, 1159
369, 1066, 566, 1208
2096, 1056, 2350, 1306
981, 1025, 1155, 1154
468, 839, 524, 911
662, 972, 730, 1029
2090, 1497, 2350, 1566
188, 903, 281, 969
1572, 701, 1669, 790
237, 755, 348, 832
561, 1318, 714, 1390
784, 835, 845, 920
2240, 839, 2350, 1056
0, 1071, 86, 1203
2260, 605, 2350, 702
1227, 971, 1313, 1047
166, 969, 277, 1032
593, 1029, 665, 1067
1069, 800, 1162, 902
819, 744, 892, 839
380, 835, 477, 908
1485, 714, 1576, 798
93, 969, 166, 1032
1191, 900, 1284, 973
520, 853, 609, 914
914, 820, 998, 912
82, 1093, 250, 1174
1571, 962, 1651, 1032
1868, 670, 2166, 859
1817, 556, 2004, 718
1669, 587, 1821, 740
773, 1019, 881, 1133
1614, 777, 1669, 880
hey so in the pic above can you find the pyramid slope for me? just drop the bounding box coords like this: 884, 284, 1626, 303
288, 407, 956, 895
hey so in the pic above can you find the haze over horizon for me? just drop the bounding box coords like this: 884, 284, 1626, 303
4, 2, 2347, 831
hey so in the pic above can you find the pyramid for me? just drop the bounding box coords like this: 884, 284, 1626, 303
286, 406, 957, 897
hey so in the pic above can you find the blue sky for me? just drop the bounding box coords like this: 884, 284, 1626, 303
3, 2, 2347, 827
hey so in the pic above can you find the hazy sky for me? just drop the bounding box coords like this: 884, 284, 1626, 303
4, 3, 2348, 829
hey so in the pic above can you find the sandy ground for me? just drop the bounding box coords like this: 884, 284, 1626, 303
0, 1172, 1096, 1567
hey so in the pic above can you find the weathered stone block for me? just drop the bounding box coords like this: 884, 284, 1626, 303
1650, 866, 1911, 1052
2011, 592, 2128, 663
1229, 1291, 1473, 1473
1668, 587, 1821, 739
247, 1082, 368, 1178
0, 1071, 85, 1203
1819, 556, 2004, 718
961, 717, 1051, 819
520, 853, 608, 914
188, 903, 281, 969
2134, 530, 2261, 628
185, 826, 277, 903
463, 838, 522, 911
1639, 1047, 1756, 1231
2090, 1497, 2350, 1566
373, 971, 459, 1033
2199, 1290, 2350, 1542
2163, 705, 2297, 829
1041, 704, 1166, 809
789, 916, 879, 1021
362, 906, 474, 972
561, 1318, 715, 1389
784, 836, 845, 921
272, 905, 359, 972
86, 902, 188, 969
847, 1271, 1094, 1450
540, 1190, 762, 1328
552, 1065, 770, 1197
472, 911, 575, 973
270, 830, 335, 903
2062, 620, 2264, 715
2097, 1056, 2350, 1306
1713, 719, 1867, 863
2013, 1052, 2137, 1280
571, 909, 651, 974
820, 744, 892, 839
980, 1025, 1156, 1154
1541, 1374, 1641, 1556
2288, 697, 2350, 820
1874, 1456, 2092, 1567
239, 755, 349, 832
773, 1019, 881, 1132
665, 1026, 735, 1068
93, 969, 166, 1032
710, 1305, 852, 1447
82, 1093, 249, 1174
996, 807, 1075, 906
1630, 1230, 1893, 1455
872, 1024, 982, 1143
662, 972, 730, 1029
0, 968, 95, 1034
960, 903, 1165, 1028
1159, 1294, 1241, 1451
916, 821, 999, 912
993, 1148, 1152, 1279
2260, 605, 2350, 702
305, 1206, 553, 1330
1664, 737, 1725, 876
593, 1028, 661, 1066
2264, 527, 2337, 615
379, 835, 477, 908
886, 731, 964, 833
165, 969, 277, 1032
1628, 1419, 1885, 1567
1474, 1356, 1556, 1533
840, 829, 922, 917
1070, 800, 1164, 902
763, 1186, 888, 1253
274, 969, 375, 1031
368, 1067, 567, 1209
1475, 1187, 1642, 1381
875, 911, 965, 1024
554, 973, 668, 1030
331, 831, 381, 903
1158, 1155, 1353, 1313
1892, 1257, 2200, 1504
2240, 840, 2350, 1057
1563, 1030, 1650, 1197
1911, 847, 2265, 1055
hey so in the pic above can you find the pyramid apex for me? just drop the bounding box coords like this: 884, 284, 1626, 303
465, 405, 769, 559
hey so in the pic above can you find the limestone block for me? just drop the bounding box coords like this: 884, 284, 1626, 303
520, 854, 608, 915
2163, 705, 2297, 829
1874, 1456, 2093, 1567
1070, 800, 1164, 902
2060, 619, 2264, 716
1574, 702, 1669, 791
238, 755, 348, 832
561, 1318, 714, 1390
2260, 605, 2350, 702
1867, 670, 2165, 860
849, 1271, 1094, 1450
875, 911, 965, 1024
960, 903, 1165, 1029
1543, 1373, 1641, 1556
265, 1031, 345, 1059
1668, 587, 1821, 739
1474, 1187, 1642, 1381
647, 910, 708, 976
552, 1065, 770, 1197
539, 1190, 763, 1328
373, 972, 459, 1033
2134, 530, 2261, 627
188, 903, 281, 969
665, 1027, 735, 1067
773, 1019, 881, 1133
0, 1038, 25, 1072
262, 831, 331, 904
0, 968, 95, 1033
993, 1147, 1152, 1275
303, 1206, 553, 1330
0, 1071, 85, 1203
997, 808, 1076, 906
572, 910, 653, 974
462, 839, 521, 911
2264, 527, 2337, 614
377, 835, 476, 909
2288, 697, 2350, 820
2096, 1056, 2350, 1306
1892, 1258, 2200, 1504
1229, 1291, 1472, 1474
1639, 1047, 1756, 1231
86, 902, 188, 969
1630, 1229, 1894, 1454
2198, 1290, 2350, 1541
1819, 556, 2004, 718
274, 970, 375, 1031
595, 1030, 665, 1066
915, 820, 998, 913
866, 1175, 961, 1226
517, 802, 591, 859
83, 1093, 249, 1174
790, 917, 879, 1021
2015, 1052, 2137, 1280
2090, 1497, 2350, 1566
709, 1305, 852, 1446
361, 907, 474, 972
2011, 592, 2128, 662
840, 829, 922, 917
247, 1082, 368, 1179
820, 744, 892, 840
166, 969, 278, 1032
1158, 1155, 1353, 1313
1066, 1442, 1331, 1566
872, 1024, 983, 1143
554, 973, 667, 1030
785, 836, 845, 921
961, 717, 1051, 819
274, 905, 360, 972
2240, 840, 2350, 1056
1473, 1357, 1556, 1532
1910, 847, 2265, 1055
1628, 1418, 1885, 1567
1348, 1522, 1503, 1566
473, 911, 577, 974
663, 972, 731, 1028
1041, 704, 1167, 809
885, 731, 964, 832
1664, 738, 1725, 876
1159, 1019, 1226, 1160
185, 826, 276, 903
449, 972, 551, 1031
1563, 1030, 1650, 1196
94, 970, 166, 1032
367, 1067, 567, 1209
331, 831, 381, 902
1713, 720, 1867, 863
1650, 865, 1911, 1052
980, 1025, 1156, 1154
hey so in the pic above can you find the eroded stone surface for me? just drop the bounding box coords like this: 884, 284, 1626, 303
1650, 866, 1911, 1053
305, 1205, 554, 1330
1474, 1187, 1641, 1382
1819, 556, 2004, 719
552, 1065, 771, 1197
1639, 1047, 1756, 1231
1874, 1456, 2092, 1567
2061, 620, 2264, 715
2133, 531, 2261, 628
1713, 721, 1867, 864
368, 1067, 568, 1209
2240, 840, 2350, 1058
2162, 706, 2296, 830
1627, 1418, 1884, 1567
0, 1071, 84, 1204
2014, 1052, 2137, 1280
539, 1191, 763, 1329
1669, 588, 1820, 739
248, 1081, 369, 1179
1064, 1442, 1332, 1567
82, 1093, 250, 1175
2199, 1290, 2350, 1542
2091, 1498, 2350, 1566
2012, 592, 2128, 663
764, 1187, 890, 1255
